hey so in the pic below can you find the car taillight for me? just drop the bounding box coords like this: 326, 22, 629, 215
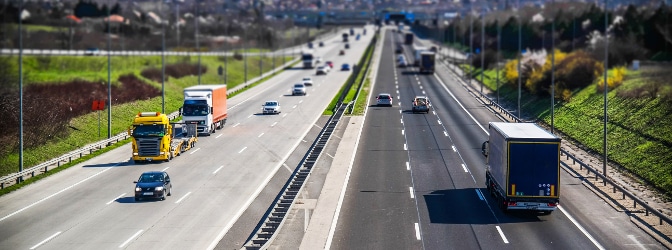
507, 201, 517, 207
547, 202, 557, 207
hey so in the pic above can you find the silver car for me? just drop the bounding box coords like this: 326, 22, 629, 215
293, 83, 307, 96
262, 101, 281, 114
376, 93, 393, 107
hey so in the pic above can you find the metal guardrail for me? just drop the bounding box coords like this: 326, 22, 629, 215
431, 41, 672, 232
243, 102, 349, 250
0, 111, 180, 189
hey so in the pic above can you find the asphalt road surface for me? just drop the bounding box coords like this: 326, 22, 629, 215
329, 28, 664, 250
0, 27, 373, 250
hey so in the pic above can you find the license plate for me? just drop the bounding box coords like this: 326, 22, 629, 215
143, 192, 153, 195
527, 205, 539, 209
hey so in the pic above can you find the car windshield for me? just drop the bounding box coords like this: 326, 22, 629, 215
182, 100, 209, 116
138, 173, 163, 183
379, 95, 390, 99
303, 78, 311, 81
265, 102, 278, 106
132, 124, 165, 137
295, 84, 304, 88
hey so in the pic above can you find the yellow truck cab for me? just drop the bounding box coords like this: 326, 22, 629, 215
129, 112, 197, 163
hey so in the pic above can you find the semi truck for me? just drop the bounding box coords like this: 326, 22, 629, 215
412, 45, 428, 66
404, 33, 414, 45
419, 51, 436, 74
129, 112, 198, 163
481, 122, 561, 214
301, 49, 316, 68
182, 85, 228, 135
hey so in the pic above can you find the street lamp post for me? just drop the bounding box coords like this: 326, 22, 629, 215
107, 0, 112, 139
517, 0, 522, 120
18, 0, 24, 176
480, 9, 485, 96
602, 0, 609, 181
195, 1, 201, 85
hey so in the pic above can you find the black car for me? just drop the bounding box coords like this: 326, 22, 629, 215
318, 41, 324, 47
345, 43, 350, 49
134, 171, 172, 201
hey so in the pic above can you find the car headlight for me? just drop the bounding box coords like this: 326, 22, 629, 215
155, 187, 164, 191
135, 187, 141, 192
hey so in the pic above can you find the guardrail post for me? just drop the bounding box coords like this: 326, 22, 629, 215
31, 171, 35, 177
58, 161, 61, 167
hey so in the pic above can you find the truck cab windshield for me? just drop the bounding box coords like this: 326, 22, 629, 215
182, 100, 209, 116
302, 54, 313, 61
132, 124, 165, 137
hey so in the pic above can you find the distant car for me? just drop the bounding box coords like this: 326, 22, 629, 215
325, 61, 334, 68
319, 41, 324, 47
376, 93, 393, 107
302, 77, 314, 86
316, 66, 329, 75
293, 83, 307, 96
134, 171, 172, 201
345, 44, 350, 49
339, 50, 345, 55
397, 55, 406, 62
412, 96, 430, 113
395, 45, 403, 54
262, 101, 281, 114
85, 47, 100, 56
308, 42, 314, 49
398, 59, 407, 68
341, 63, 351, 71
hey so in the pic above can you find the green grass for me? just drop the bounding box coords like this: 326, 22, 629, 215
3, 24, 66, 33
471, 65, 672, 196
0, 54, 292, 179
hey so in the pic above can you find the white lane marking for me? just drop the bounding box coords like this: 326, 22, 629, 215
162, 167, 170, 171
396, 90, 400, 94
422, 90, 426, 95
232, 123, 240, 127
414, 223, 421, 240
475, 189, 485, 200
326, 153, 335, 159
461, 164, 469, 172
0, 167, 114, 223
271, 122, 278, 127
189, 148, 200, 154
399, 110, 402, 114
496, 226, 509, 244
404, 144, 408, 151
419, 85, 423, 89
279, 94, 283, 97
106, 193, 126, 205
400, 118, 403, 124
175, 192, 192, 204
397, 95, 400, 100
216, 134, 223, 139
559, 205, 606, 250
402, 129, 405, 135
299, 100, 304, 104
452, 145, 457, 152
283, 113, 288, 117
433, 74, 488, 134
283, 163, 293, 173
627, 235, 647, 250
443, 131, 448, 137
213, 165, 224, 174
247, 114, 253, 118
409, 187, 415, 199
30, 231, 61, 249
292, 105, 298, 109
258, 133, 264, 138
438, 120, 442, 125
238, 147, 247, 154
406, 162, 410, 170
119, 230, 144, 248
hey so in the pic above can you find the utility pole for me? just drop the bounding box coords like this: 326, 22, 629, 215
480, 8, 485, 96
196, 1, 201, 85
496, 1, 501, 104
18, 0, 24, 177
107, 0, 112, 139
602, 0, 609, 181
551, 0, 555, 134
517, 0, 522, 120
161, 0, 166, 113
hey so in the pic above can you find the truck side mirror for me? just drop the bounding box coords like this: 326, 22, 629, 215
481, 141, 489, 157
179, 107, 183, 116
210, 107, 213, 114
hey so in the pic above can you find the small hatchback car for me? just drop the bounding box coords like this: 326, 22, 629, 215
376, 93, 393, 107
134, 171, 172, 201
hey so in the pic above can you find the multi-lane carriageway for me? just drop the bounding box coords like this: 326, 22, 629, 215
328, 29, 665, 250
0, 26, 666, 250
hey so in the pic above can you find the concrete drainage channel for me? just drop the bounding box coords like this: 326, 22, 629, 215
242, 103, 349, 250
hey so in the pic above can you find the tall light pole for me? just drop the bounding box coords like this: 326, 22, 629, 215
550, 0, 556, 134
496, 0, 501, 104
469, 8, 473, 84
195, 1, 201, 85
517, 0, 522, 120
602, 0, 609, 181
244, 27, 248, 86
107, 0, 112, 139
480, 8, 485, 96
161, 0, 166, 113
18, 0, 24, 176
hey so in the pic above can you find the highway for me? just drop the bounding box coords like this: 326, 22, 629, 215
329, 28, 664, 249
0, 27, 373, 250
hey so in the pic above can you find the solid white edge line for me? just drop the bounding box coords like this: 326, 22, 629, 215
175, 191, 192, 204
461, 164, 468, 173
414, 223, 421, 240
409, 187, 415, 199
495, 226, 509, 244
189, 148, 200, 154
452, 145, 457, 152
325, 29, 382, 250
406, 162, 410, 170
106, 193, 126, 205
443, 131, 448, 137
238, 147, 247, 154
475, 189, 484, 201
30, 231, 61, 249
433, 73, 489, 135
558, 205, 606, 250
213, 165, 224, 174
0, 167, 114, 223
119, 229, 144, 248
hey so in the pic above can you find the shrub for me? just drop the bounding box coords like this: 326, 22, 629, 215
503, 59, 519, 86
555, 50, 603, 90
